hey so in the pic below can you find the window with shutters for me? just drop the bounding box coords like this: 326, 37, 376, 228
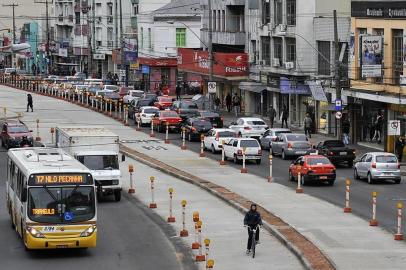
176, 28, 186, 48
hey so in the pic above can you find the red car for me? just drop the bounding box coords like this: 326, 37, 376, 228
1, 120, 33, 149
151, 110, 182, 132
154, 96, 174, 110
289, 155, 336, 186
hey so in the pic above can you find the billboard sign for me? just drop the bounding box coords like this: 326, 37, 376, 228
361, 36, 383, 78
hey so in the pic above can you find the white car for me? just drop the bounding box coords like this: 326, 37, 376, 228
229, 117, 268, 139
136, 106, 160, 126
203, 128, 237, 153
223, 138, 262, 164
102, 85, 119, 91
123, 90, 144, 104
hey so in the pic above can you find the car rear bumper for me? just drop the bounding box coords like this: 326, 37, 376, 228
371, 170, 401, 179
327, 155, 355, 162
303, 173, 336, 182
285, 149, 313, 156
236, 154, 262, 160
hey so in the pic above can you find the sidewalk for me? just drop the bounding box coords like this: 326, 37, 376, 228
3, 85, 406, 269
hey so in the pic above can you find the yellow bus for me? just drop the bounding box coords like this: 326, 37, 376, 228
6, 147, 97, 250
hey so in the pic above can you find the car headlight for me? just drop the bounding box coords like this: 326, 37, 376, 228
27, 227, 45, 238
112, 179, 119, 185
80, 226, 97, 237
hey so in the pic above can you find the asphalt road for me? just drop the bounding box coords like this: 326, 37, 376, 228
126, 117, 406, 236
0, 149, 196, 270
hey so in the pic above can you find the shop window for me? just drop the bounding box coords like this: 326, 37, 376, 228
287, 0, 296, 26
176, 28, 186, 48
392, 29, 403, 85
274, 0, 282, 25
318, 41, 330, 75
372, 28, 384, 83
262, 0, 270, 25
213, 10, 217, 31
75, 12, 80, 25
286, 38, 296, 62
273, 37, 282, 64
261, 36, 270, 65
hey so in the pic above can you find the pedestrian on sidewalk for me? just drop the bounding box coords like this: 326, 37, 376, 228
225, 93, 232, 113
26, 94, 33, 112
395, 137, 405, 162
244, 203, 262, 254
372, 112, 383, 143
214, 96, 221, 112
268, 105, 277, 128
281, 105, 289, 128
304, 113, 313, 138
176, 84, 182, 100
342, 117, 350, 145
232, 93, 241, 117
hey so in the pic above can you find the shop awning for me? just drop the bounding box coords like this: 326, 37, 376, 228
239, 82, 267, 93
343, 89, 406, 105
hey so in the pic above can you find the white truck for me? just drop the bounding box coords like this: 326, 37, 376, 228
55, 126, 123, 201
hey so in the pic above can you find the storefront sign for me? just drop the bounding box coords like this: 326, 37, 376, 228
308, 81, 328, 102
130, 61, 139, 70
280, 77, 311, 95
388, 120, 401, 136
177, 48, 248, 77
141, 65, 150, 74
93, 53, 105, 60
352, 2, 406, 18
349, 32, 355, 61
58, 48, 67, 57
208, 82, 217, 93
139, 57, 177, 67
335, 99, 342, 111
361, 36, 382, 78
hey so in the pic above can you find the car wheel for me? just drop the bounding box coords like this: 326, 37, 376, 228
211, 145, 216, 154
395, 179, 401, 184
300, 175, 306, 186
354, 168, 360, 180
282, 150, 287, 160
348, 160, 353, 168
256, 159, 261, 165
289, 170, 294, 182
367, 172, 374, 184
114, 190, 121, 202
328, 180, 335, 186
233, 155, 238, 164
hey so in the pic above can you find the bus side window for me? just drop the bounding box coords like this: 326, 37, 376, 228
9, 161, 15, 190
16, 170, 22, 199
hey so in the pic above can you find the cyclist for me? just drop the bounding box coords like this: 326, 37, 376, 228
244, 203, 262, 254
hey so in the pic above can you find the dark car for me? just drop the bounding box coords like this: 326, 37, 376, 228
1, 120, 33, 149
171, 100, 199, 121
128, 98, 155, 119
315, 140, 356, 167
143, 93, 158, 102
182, 118, 213, 142
196, 111, 223, 128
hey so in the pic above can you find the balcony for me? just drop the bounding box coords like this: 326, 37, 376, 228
131, 17, 137, 28
107, 16, 113, 24
201, 29, 245, 46
74, 4, 81, 12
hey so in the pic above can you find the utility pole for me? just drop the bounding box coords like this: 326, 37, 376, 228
2, 3, 18, 44
92, 0, 95, 77
334, 10, 342, 139
35, 0, 52, 75
207, 0, 213, 110
119, 0, 128, 86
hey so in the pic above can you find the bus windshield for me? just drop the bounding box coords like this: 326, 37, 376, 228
28, 186, 95, 223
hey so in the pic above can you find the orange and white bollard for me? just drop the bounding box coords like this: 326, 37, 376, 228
394, 202, 404, 240
241, 147, 248, 173
200, 134, 206, 157
207, 259, 214, 269
165, 122, 170, 144
136, 114, 141, 131
344, 179, 352, 213
204, 239, 211, 269
296, 169, 303, 193
149, 176, 157, 209
150, 118, 155, 137
167, 188, 176, 223
220, 140, 226, 165
268, 154, 273, 182
124, 106, 129, 126
192, 212, 200, 249
35, 119, 41, 141
196, 220, 206, 262
50, 127, 55, 145
128, 165, 135, 194
180, 200, 189, 237
369, 191, 378, 226
181, 127, 187, 150
109, 100, 113, 117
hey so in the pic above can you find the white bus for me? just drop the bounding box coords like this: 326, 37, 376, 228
6, 147, 97, 250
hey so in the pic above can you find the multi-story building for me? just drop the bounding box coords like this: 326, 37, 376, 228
19, 22, 39, 74
137, 0, 202, 94
349, 0, 406, 151
249, 0, 350, 134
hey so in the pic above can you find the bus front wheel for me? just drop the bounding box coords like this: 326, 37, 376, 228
114, 190, 121, 202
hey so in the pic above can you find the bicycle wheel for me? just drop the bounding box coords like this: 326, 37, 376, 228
251, 237, 256, 258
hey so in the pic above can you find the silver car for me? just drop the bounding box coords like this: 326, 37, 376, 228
260, 128, 291, 150
271, 133, 313, 159
354, 152, 401, 184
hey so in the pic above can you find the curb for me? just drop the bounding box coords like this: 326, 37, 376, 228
120, 144, 336, 270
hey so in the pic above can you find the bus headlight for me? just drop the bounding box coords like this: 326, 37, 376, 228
80, 226, 96, 237
27, 227, 45, 238
112, 180, 119, 185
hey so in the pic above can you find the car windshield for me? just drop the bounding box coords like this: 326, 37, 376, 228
275, 130, 291, 136
138, 100, 151, 106
77, 155, 119, 170
201, 112, 219, 118
105, 85, 118, 91
181, 103, 198, 109
144, 108, 159, 114
193, 120, 212, 128
159, 97, 172, 102
240, 140, 259, 147
286, 135, 308, 141
218, 131, 235, 137
376, 155, 398, 163
161, 111, 179, 118
8, 125, 29, 133
324, 141, 345, 147
28, 186, 95, 223
307, 157, 331, 165
247, 120, 266, 126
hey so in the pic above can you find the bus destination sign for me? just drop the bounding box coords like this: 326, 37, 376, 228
29, 174, 93, 186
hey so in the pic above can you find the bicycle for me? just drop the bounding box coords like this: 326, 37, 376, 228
246, 225, 260, 258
